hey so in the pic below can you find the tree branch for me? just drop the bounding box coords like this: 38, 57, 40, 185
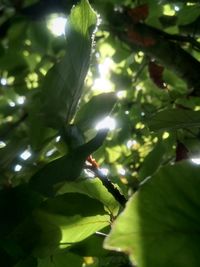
106, 9, 200, 95
86, 165, 127, 208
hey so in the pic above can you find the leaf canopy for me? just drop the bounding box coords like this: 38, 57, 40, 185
1, 0, 200, 266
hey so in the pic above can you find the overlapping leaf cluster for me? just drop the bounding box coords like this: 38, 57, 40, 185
1, 0, 200, 266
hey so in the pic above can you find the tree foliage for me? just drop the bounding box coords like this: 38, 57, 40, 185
1, 0, 200, 266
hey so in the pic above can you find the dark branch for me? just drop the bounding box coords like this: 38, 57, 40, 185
107, 10, 200, 95
86, 165, 127, 208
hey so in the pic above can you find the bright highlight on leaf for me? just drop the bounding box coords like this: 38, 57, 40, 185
14, 164, 22, 172
8, 101, 16, 107
56, 136, 61, 142
47, 16, 67, 36
95, 116, 116, 130
0, 78, 7, 85
191, 158, 200, 165
20, 149, 31, 160
46, 148, 57, 157
17, 96, 25, 105
0, 141, 6, 148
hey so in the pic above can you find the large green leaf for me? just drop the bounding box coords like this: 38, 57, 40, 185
33, 193, 110, 256
28, 21, 51, 53
29, 130, 107, 196
8, 193, 110, 258
104, 161, 200, 267
58, 178, 120, 215
147, 109, 200, 131
75, 93, 116, 131
177, 6, 200, 26
40, 0, 97, 128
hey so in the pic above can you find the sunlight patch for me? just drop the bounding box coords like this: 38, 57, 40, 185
93, 57, 114, 93
117, 90, 126, 99
99, 168, 109, 176
126, 139, 137, 149
47, 15, 67, 36
95, 116, 116, 130
0, 78, 7, 86
118, 168, 126, 176
93, 78, 113, 92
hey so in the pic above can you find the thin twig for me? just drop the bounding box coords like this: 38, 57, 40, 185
86, 165, 127, 208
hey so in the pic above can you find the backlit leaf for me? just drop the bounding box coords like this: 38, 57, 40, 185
104, 162, 200, 267
147, 109, 200, 131
75, 93, 116, 131
40, 0, 97, 128
33, 193, 110, 256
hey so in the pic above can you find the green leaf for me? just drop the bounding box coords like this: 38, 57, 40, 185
69, 232, 108, 257
146, 109, 200, 131
29, 151, 86, 196
33, 193, 110, 256
0, 51, 27, 74
138, 141, 166, 180
75, 93, 116, 131
28, 21, 51, 53
40, 0, 97, 128
58, 178, 120, 215
0, 139, 27, 169
29, 130, 108, 196
14, 257, 37, 267
177, 6, 200, 26
27, 92, 57, 150
38, 252, 83, 267
104, 161, 200, 267
0, 185, 42, 238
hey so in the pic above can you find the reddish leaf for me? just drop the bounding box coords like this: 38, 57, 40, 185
127, 4, 149, 23
148, 61, 166, 88
127, 29, 156, 47
175, 141, 189, 162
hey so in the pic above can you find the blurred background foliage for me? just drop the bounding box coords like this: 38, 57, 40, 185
1, 0, 200, 266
